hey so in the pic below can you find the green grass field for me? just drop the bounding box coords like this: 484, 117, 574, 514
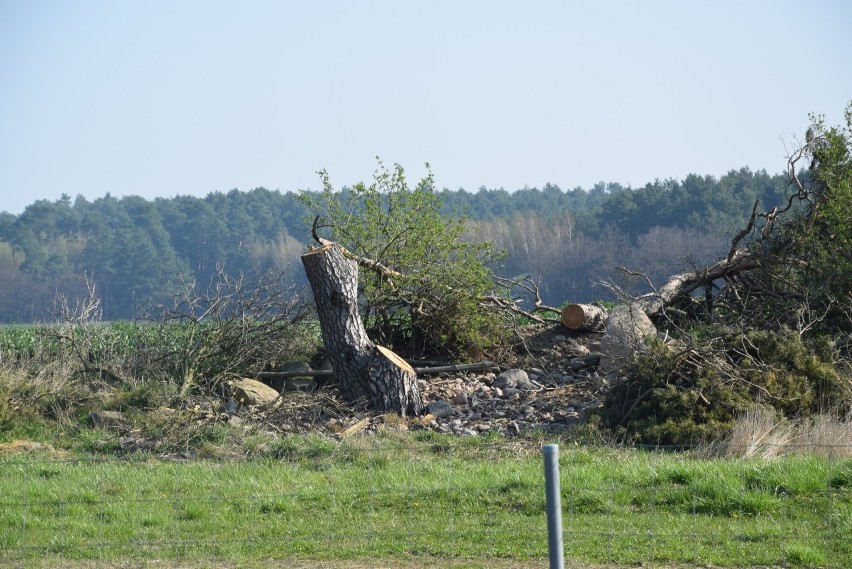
1, 435, 850, 568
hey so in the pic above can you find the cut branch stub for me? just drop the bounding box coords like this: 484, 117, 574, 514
301, 242, 423, 416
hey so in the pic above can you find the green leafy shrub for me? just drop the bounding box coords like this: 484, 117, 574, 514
601, 329, 852, 446
602, 105, 852, 445
734, 329, 849, 415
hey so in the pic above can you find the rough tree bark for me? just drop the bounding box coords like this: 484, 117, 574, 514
613, 250, 760, 319
301, 242, 423, 416
599, 251, 760, 372
561, 303, 608, 332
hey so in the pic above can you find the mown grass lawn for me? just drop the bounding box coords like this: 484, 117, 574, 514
1, 435, 850, 568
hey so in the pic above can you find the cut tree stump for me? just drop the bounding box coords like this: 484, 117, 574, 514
561, 303, 608, 332
301, 242, 423, 416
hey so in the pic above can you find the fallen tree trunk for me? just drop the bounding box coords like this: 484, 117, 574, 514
256, 369, 335, 379
599, 251, 761, 372
632, 250, 760, 318
256, 360, 498, 379
561, 303, 608, 332
301, 242, 423, 416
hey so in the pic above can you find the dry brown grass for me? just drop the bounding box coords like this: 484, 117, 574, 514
719, 407, 793, 459
710, 407, 852, 459
792, 412, 852, 458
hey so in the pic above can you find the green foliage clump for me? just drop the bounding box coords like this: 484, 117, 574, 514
601, 329, 852, 446
601, 104, 852, 445
746, 103, 852, 334
301, 160, 507, 359
805, 106, 852, 304
601, 339, 749, 446
0, 325, 40, 360
734, 329, 848, 415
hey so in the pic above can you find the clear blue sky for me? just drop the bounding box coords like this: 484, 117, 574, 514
1, 0, 850, 215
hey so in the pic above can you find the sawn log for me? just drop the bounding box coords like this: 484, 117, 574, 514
561, 303, 608, 332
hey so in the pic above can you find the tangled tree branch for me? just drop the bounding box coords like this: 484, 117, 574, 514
314, 216, 563, 331
141, 266, 313, 397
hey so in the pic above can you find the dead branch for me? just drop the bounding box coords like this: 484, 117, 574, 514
485, 274, 563, 326
312, 215, 404, 282
728, 199, 760, 263
413, 361, 499, 375
616, 266, 657, 293
620, 251, 761, 318
492, 275, 563, 316
481, 295, 552, 325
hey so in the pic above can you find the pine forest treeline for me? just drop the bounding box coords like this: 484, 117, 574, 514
0, 167, 789, 322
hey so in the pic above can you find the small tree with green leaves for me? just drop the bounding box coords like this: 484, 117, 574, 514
301, 160, 506, 360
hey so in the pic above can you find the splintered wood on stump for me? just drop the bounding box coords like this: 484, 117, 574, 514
561, 303, 608, 332
301, 243, 423, 416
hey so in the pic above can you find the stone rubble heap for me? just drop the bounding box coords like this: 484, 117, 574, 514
275, 325, 613, 437
116, 324, 616, 451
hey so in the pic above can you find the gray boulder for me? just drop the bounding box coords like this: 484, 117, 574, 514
600, 304, 658, 373
427, 400, 456, 419
493, 369, 529, 390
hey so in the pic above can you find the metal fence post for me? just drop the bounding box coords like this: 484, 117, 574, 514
542, 443, 565, 569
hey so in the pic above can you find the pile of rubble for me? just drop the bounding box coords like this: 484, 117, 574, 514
258, 324, 612, 438
100, 325, 614, 456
